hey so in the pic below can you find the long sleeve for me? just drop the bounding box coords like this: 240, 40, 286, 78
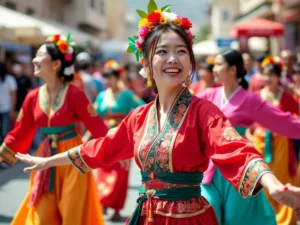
71, 87, 108, 138
0, 90, 37, 165
200, 101, 271, 197
67, 107, 140, 173
249, 94, 300, 138
129, 91, 145, 109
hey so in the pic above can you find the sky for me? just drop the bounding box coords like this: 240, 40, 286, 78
124, 0, 211, 30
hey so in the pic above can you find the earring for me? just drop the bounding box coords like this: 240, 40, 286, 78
185, 76, 191, 87
147, 70, 152, 88
52, 66, 56, 71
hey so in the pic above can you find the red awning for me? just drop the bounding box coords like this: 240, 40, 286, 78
230, 17, 284, 38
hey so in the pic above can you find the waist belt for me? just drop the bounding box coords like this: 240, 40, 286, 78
128, 171, 203, 225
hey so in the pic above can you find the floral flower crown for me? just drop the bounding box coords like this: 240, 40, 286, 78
104, 59, 124, 74
46, 33, 75, 63
46, 33, 76, 76
127, 0, 194, 62
262, 56, 284, 69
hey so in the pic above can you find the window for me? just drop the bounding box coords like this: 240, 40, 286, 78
25, 7, 35, 15
222, 10, 229, 21
100, 0, 105, 14
4, 1, 16, 10
90, 0, 95, 8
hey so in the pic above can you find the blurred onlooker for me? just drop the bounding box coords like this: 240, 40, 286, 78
190, 57, 221, 95
75, 52, 98, 102
248, 55, 265, 92
292, 63, 300, 99
296, 52, 300, 64
280, 49, 294, 90
0, 62, 17, 143
92, 60, 104, 93
242, 52, 257, 82
12, 61, 32, 112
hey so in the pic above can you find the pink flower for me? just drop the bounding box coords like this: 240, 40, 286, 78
178, 104, 187, 114
186, 31, 193, 42
138, 26, 149, 39
64, 53, 73, 61
135, 39, 143, 50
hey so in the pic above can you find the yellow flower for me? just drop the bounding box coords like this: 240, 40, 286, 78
160, 15, 167, 24
138, 18, 150, 28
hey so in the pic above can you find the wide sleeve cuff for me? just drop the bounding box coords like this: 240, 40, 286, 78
0, 143, 17, 166
67, 145, 91, 174
238, 158, 272, 197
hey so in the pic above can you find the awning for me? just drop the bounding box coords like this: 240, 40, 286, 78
230, 17, 284, 38
0, 6, 101, 47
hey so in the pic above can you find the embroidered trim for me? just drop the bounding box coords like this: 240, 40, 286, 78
238, 159, 271, 197
140, 197, 212, 218
139, 88, 192, 173
0, 143, 17, 166
67, 146, 90, 173
38, 83, 69, 117
222, 127, 242, 141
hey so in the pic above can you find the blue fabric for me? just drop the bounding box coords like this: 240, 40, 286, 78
201, 168, 276, 225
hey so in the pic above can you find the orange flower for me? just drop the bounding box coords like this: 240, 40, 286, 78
173, 18, 182, 27
57, 40, 69, 54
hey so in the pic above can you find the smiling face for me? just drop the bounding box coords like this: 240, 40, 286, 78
262, 67, 280, 88
32, 44, 59, 79
150, 30, 191, 90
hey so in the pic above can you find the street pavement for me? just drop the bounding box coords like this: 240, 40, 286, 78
0, 160, 141, 225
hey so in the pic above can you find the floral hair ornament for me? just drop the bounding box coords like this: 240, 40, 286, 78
127, 0, 194, 62
46, 33, 75, 62
262, 56, 284, 69
104, 60, 124, 74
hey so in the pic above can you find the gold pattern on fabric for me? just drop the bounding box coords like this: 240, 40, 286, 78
238, 159, 272, 197
16, 109, 23, 122
87, 103, 98, 117
222, 127, 242, 141
0, 143, 17, 166
67, 146, 90, 174
38, 83, 69, 117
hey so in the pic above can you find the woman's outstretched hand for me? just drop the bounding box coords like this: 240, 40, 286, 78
270, 184, 300, 220
15, 153, 50, 172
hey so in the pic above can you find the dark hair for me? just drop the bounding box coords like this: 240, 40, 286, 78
44, 42, 75, 82
0, 62, 7, 82
202, 62, 214, 73
142, 23, 196, 94
102, 68, 120, 79
221, 49, 248, 89
266, 64, 282, 77
293, 63, 300, 74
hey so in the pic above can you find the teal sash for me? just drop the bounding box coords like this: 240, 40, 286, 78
39, 123, 77, 191
128, 171, 203, 225
264, 130, 272, 163
234, 126, 246, 136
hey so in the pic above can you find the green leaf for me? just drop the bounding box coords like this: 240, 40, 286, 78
161, 5, 171, 12
127, 46, 134, 53
136, 9, 148, 18
66, 32, 72, 43
128, 36, 136, 43
135, 52, 140, 61
129, 42, 136, 48
147, 0, 158, 13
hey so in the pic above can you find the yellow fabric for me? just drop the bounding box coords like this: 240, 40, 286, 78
11, 136, 104, 225
253, 132, 297, 225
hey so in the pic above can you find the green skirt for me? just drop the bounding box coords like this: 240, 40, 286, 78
201, 168, 276, 225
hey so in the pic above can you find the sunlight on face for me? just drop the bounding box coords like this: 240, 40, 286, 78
151, 30, 191, 90
32, 45, 53, 78
213, 55, 229, 83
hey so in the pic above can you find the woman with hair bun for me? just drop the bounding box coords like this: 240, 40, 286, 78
0, 34, 108, 225
197, 50, 300, 225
